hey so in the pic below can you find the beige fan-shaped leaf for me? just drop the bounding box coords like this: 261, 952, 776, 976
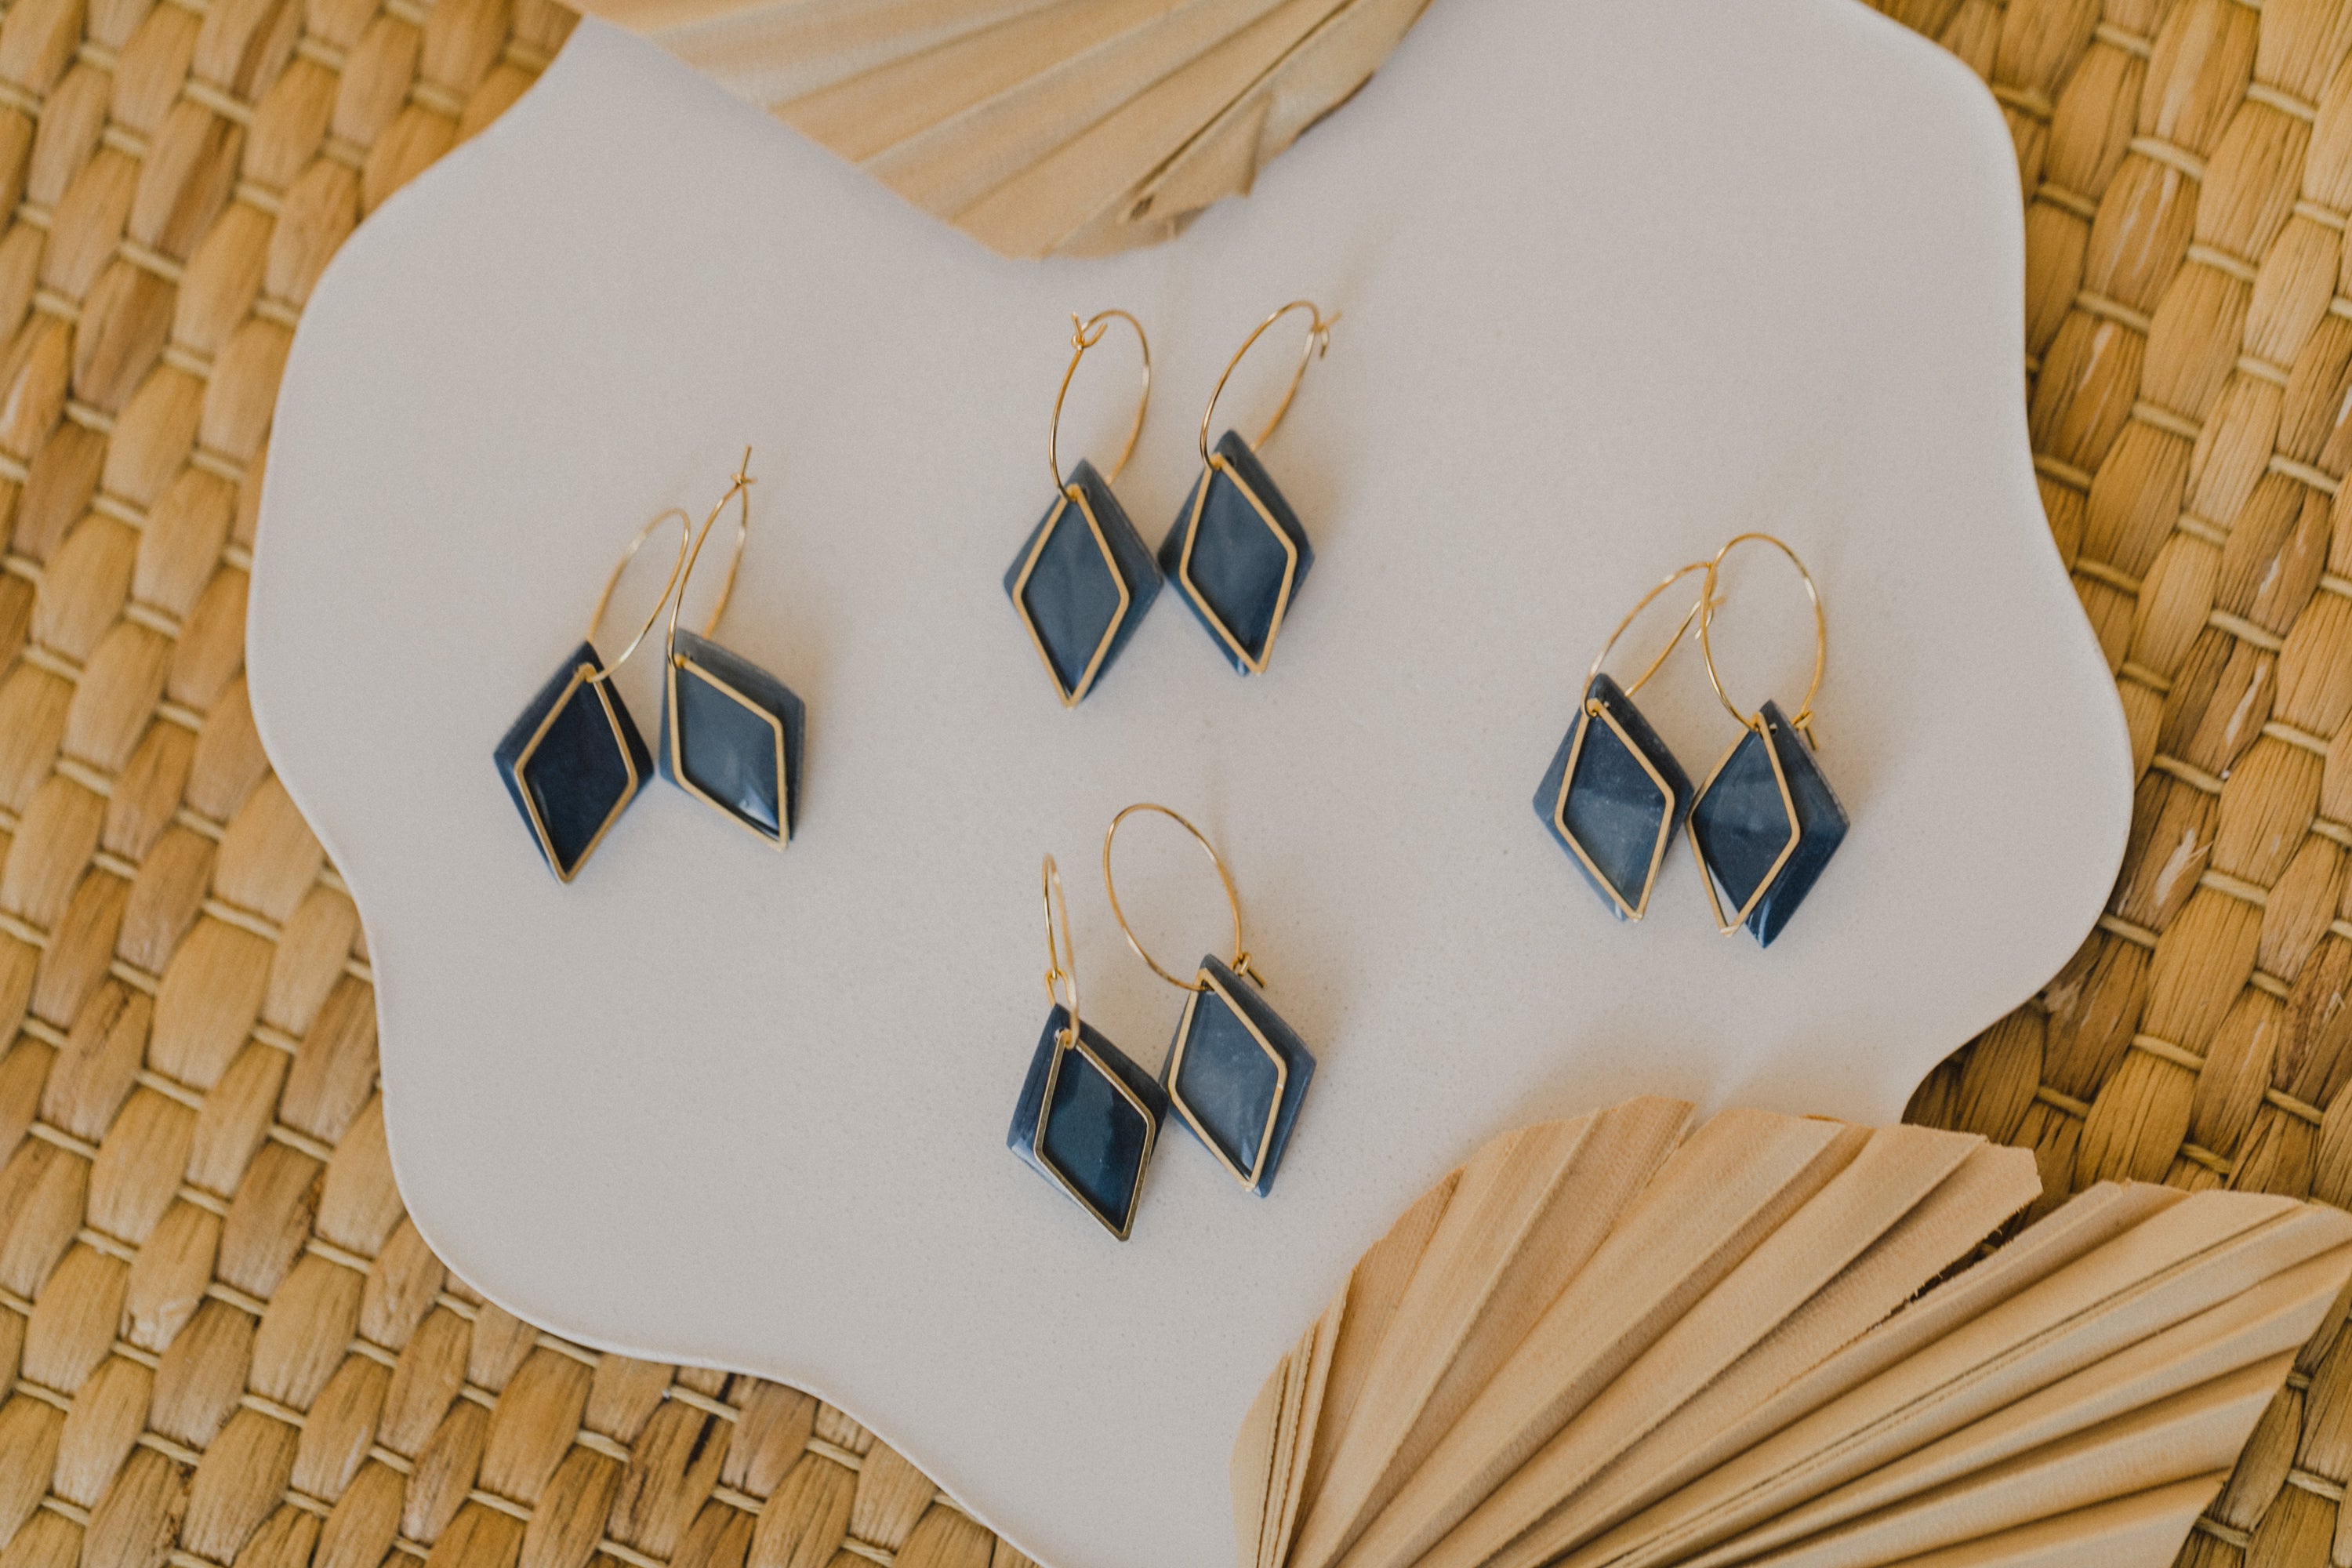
570, 0, 1436, 257
1235, 1098, 2352, 1568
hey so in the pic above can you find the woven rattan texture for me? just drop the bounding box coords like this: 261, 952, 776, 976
0, 2, 1022, 1568
0, 0, 2342, 1566
1893, 1, 2352, 1563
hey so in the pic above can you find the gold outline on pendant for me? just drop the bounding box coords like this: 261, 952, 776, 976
1012, 485, 1133, 708
1035, 1024, 1160, 1240
1166, 965, 1290, 1192
512, 662, 640, 884
1176, 452, 1300, 676
667, 648, 789, 848
1552, 693, 1678, 921
1687, 713, 1803, 936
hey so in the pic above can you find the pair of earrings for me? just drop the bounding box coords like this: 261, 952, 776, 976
1534, 533, 1849, 947
1007, 805, 1317, 1240
1005, 302, 1337, 706
495, 452, 808, 881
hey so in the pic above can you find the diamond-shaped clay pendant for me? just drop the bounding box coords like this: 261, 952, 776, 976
1006, 457, 1161, 706
1534, 672, 1696, 920
495, 509, 693, 883
1689, 700, 1849, 947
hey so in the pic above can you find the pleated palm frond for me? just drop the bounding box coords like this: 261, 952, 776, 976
1235, 1098, 2352, 1568
570, 0, 1436, 256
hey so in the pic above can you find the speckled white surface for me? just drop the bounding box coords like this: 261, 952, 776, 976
246, 5, 2131, 1564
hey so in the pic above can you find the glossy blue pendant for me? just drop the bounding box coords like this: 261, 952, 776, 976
1689, 700, 1849, 947
1005, 459, 1161, 707
1163, 956, 1315, 1196
1008, 1007, 1167, 1240
659, 630, 804, 846
1160, 430, 1313, 674
1533, 673, 1695, 920
494, 641, 651, 883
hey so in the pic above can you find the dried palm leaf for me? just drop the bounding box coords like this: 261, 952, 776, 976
1236, 1099, 2352, 1568
571, 0, 1436, 256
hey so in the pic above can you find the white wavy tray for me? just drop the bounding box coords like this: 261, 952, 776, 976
245, 2, 2132, 1564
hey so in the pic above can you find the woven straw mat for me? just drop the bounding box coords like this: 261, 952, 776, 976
0, 0, 2343, 1566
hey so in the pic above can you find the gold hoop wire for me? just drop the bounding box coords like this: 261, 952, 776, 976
1041, 855, 1081, 1047
1197, 300, 1338, 463
1699, 532, 1826, 739
669, 448, 756, 652
1102, 803, 1257, 993
583, 506, 692, 685
1047, 310, 1151, 498
1583, 560, 1715, 713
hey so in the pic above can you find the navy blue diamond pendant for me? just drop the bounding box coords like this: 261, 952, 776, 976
494, 641, 652, 883
1688, 700, 1849, 947
1161, 430, 1314, 674
659, 629, 805, 846
1533, 673, 1696, 920
1163, 956, 1315, 1196
1006, 459, 1162, 706
1008, 1007, 1168, 1240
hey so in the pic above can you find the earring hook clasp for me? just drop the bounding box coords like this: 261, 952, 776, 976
1583, 560, 1716, 713
1699, 532, 1826, 746
668, 448, 757, 655
1047, 310, 1152, 499
1041, 855, 1081, 1048
583, 506, 693, 685
1198, 299, 1338, 464
1102, 803, 1258, 993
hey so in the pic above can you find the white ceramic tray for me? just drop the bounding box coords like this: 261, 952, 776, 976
247, 3, 2132, 1563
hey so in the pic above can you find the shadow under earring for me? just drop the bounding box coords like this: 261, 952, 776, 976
1006, 310, 1162, 707
1104, 804, 1314, 1196
658, 450, 807, 847
1687, 533, 1849, 947
495, 507, 690, 882
1008, 855, 1167, 1240
1533, 561, 1711, 920
1161, 301, 1335, 676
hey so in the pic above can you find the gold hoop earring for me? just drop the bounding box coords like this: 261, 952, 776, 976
657, 448, 807, 848
1103, 804, 1316, 1196
1007, 855, 1167, 1240
1161, 300, 1336, 677
495, 506, 691, 882
1006, 310, 1163, 708
1534, 561, 1714, 920
1686, 533, 1849, 947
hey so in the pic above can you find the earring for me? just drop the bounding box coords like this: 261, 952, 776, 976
1006, 310, 1163, 707
1686, 533, 1849, 947
1104, 804, 1315, 1196
495, 507, 691, 882
1007, 855, 1167, 1240
659, 450, 808, 847
1533, 562, 1711, 920
1161, 302, 1335, 676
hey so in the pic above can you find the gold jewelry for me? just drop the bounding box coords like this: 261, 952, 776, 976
1102, 804, 1316, 1196
1102, 802, 1259, 991
1686, 533, 1849, 947
1160, 301, 1336, 677
1040, 852, 1086, 1047
1006, 852, 1166, 1241
1008, 310, 1164, 707
584, 508, 693, 684
1699, 532, 1826, 744
494, 508, 691, 882
1534, 561, 1714, 921
1194, 300, 1334, 465
1049, 309, 1150, 498
657, 449, 808, 848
